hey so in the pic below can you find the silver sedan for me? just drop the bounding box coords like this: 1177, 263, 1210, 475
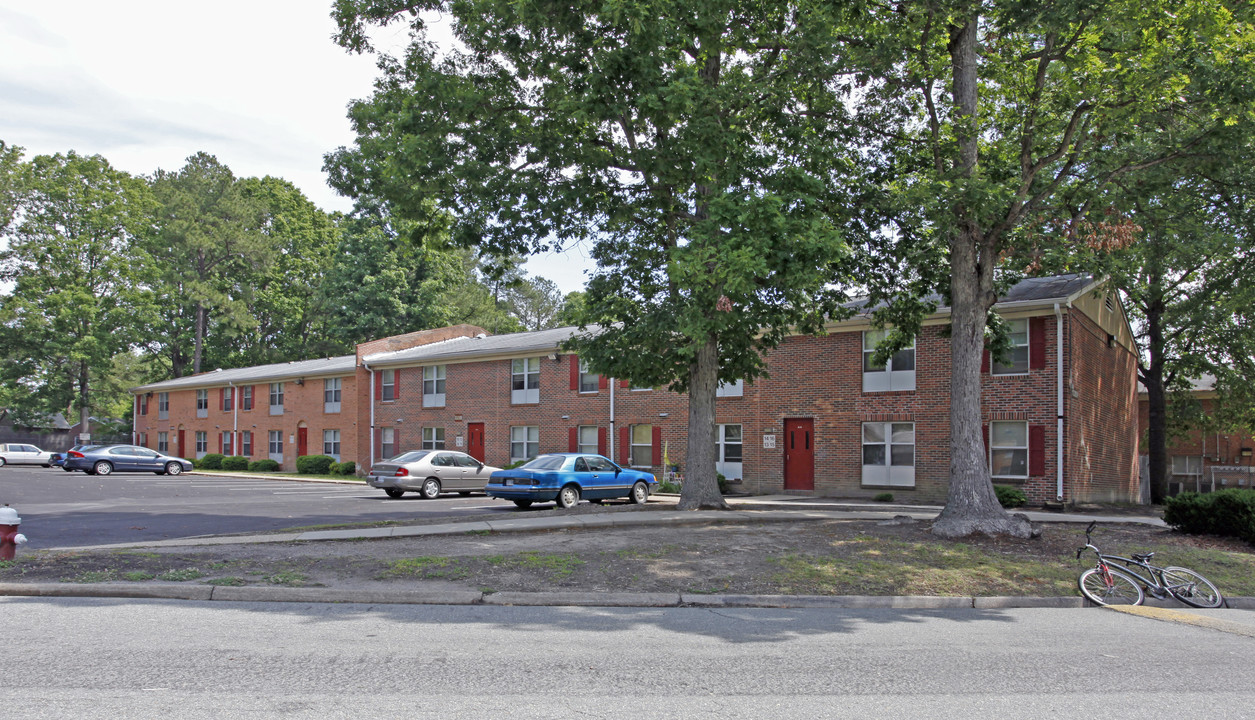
0, 443, 54, 467
367, 450, 502, 499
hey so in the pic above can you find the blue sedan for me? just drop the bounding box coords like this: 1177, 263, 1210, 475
486, 453, 657, 509
64, 444, 193, 476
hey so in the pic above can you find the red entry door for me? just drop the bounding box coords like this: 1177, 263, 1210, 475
467, 423, 485, 462
177, 429, 185, 459
297, 427, 308, 457
783, 418, 815, 491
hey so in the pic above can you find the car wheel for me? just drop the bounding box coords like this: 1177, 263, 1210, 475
0, 458, 6, 467
628, 481, 649, 505
512, 499, 533, 509
556, 484, 581, 509
384, 488, 405, 499
93, 461, 113, 476
42, 464, 50, 468
165, 462, 183, 476
420, 478, 441, 499
62, 467, 74, 472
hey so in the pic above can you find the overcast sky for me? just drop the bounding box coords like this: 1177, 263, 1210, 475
0, 0, 592, 294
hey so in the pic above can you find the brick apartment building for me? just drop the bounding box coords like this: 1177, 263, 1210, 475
132, 273, 1142, 504
1138, 376, 1255, 496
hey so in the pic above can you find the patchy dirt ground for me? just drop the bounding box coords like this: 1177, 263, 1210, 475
3, 505, 1253, 597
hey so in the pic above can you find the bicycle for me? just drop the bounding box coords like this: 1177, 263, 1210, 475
1075, 521, 1223, 608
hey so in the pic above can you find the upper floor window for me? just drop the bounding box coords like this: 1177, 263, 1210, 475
863, 329, 916, 393
578, 360, 599, 393
1172, 455, 1202, 478
992, 319, 1030, 375
138, 395, 148, 416
158, 392, 169, 419
716, 379, 744, 397
222, 388, 234, 412
381, 369, 397, 401
240, 385, 253, 411
269, 383, 284, 416
324, 378, 342, 414
511, 358, 540, 404
424, 365, 446, 408
196, 389, 209, 418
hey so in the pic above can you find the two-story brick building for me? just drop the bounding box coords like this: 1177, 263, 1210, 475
132, 273, 1141, 504
1138, 375, 1255, 496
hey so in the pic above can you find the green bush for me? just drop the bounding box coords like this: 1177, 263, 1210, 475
1164, 489, 1255, 543
338, 461, 355, 476
657, 480, 681, 494
873, 492, 894, 502
295, 454, 335, 475
717, 473, 730, 494
189, 457, 202, 469
248, 459, 280, 472
199, 453, 225, 470
994, 485, 1027, 509
328, 462, 342, 475
221, 456, 249, 471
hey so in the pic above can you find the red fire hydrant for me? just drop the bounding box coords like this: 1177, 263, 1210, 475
0, 505, 27, 561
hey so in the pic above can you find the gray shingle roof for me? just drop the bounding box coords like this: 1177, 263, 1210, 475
132, 355, 357, 393
363, 325, 601, 367
848, 273, 1100, 315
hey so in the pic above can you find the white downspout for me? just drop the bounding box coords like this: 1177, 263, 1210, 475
363, 361, 375, 468
229, 382, 238, 456
609, 372, 616, 461
1055, 302, 1065, 502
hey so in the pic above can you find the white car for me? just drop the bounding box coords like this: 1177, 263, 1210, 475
368, 450, 502, 499
0, 443, 55, 467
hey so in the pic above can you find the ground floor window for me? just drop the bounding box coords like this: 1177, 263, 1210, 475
862, 422, 915, 487
195, 431, 208, 458
381, 427, 395, 459
423, 427, 446, 450
577, 425, 599, 455
269, 430, 283, 456
716, 424, 743, 481
324, 430, 341, 460
157, 432, 168, 454
510, 425, 538, 462
630, 424, 653, 467
990, 421, 1028, 478
241, 431, 252, 458
221, 432, 234, 456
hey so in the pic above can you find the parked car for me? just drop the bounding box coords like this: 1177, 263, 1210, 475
367, 450, 502, 499
0, 443, 54, 467
63, 444, 193, 476
486, 453, 657, 509
50, 444, 99, 472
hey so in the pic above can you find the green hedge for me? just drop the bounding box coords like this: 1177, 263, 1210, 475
221, 455, 249, 471
329, 461, 356, 476
248, 459, 280, 472
994, 484, 1027, 509
1163, 489, 1255, 543
295, 454, 336, 475
199, 453, 225, 470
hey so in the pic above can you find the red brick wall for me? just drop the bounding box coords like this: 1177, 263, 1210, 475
1137, 397, 1255, 487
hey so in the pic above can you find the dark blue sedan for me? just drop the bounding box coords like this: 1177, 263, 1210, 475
486, 453, 657, 509
64, 444, 193, 476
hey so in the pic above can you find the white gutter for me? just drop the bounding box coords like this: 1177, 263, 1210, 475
363, 361, 375, 468
1055, 302, 1066, 501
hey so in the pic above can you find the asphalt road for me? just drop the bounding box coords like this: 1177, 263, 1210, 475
3, 599, 1253, 719
0, 465, 514, 548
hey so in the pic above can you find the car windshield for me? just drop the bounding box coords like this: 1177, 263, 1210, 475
388, 451, 430, 464
521, 455, 567, 471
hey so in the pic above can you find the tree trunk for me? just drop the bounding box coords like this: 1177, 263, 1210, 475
77, 360, 91, 442
1143, 276, 1169, 503
678, 337, 728, 510
193, 302, 207, 374
932, 15, 1033, 539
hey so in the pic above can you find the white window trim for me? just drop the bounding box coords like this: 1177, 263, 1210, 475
989, 420, 1029, 479
629, 424, 653, 468
861, 421, 916, 487
510, 425, 539, 462
381, 369, 396, 402
424, 365, 447, 408
716, 423, 743, 480
422, 426, 446, 450
577, 425, 599, 455
511, 358, 540, 404
992, 318, 1031, 376
324, 378, 342, 414
578, 359, 600, 394
862, 330, 916, 393
323, 429, 341, 461
269, 383, 285, 416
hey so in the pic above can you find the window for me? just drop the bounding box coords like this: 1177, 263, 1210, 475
578, 359, 599, 393
630, 424, 653, 467
324, 378, 342, 414
158, 392, 169, 420
240, 386, 253, 411
157, 432, 168, 454
139, 395, 148, 416
862, 422, 916, 487
269, 383, 284, 416
422, 427, 446, 450
510, 425, 539, 461
423, 365, 446, 408
222, 388, 234, 412
268, 430, 283, 457
993, 319, 1030, 374
862, 330, 916, 392
716, 424, 743, 481
324, 429, 341, 460
511, 358, 540, 404
195, 431, 208, 458
241, 431, 252, 457
716, 379, 744, 397
196, 389, 209, 418
221, 431, 234, 456
381, 369, 396, 401
380, 427, 395, 459
1171, 456, 1202, 477
577, 425, 599, 455
990, 421, 1028, 478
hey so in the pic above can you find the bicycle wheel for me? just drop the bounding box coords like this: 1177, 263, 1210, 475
1162, 567, 1223, 608
1079, 567, 1145, 606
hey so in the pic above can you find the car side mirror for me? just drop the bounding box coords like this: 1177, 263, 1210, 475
477, 463, 484, 471
614, 466, 621, 476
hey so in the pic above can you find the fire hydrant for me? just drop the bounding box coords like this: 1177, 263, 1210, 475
0, 505, 27, 561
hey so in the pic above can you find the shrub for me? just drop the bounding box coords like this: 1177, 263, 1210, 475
1164, 489, 1255, 543
189, 457, 201, 469
873, 492, 894, 502
221, 456, 249, 471
657, 480, 681, 494
295, 454, 335, 475
248, 459, 280, 472
328, 462, 342, 475
716, 473, 730, 494
994, 485, 1027, 509
199, 453, 224, 470
338, 461, 356, 476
